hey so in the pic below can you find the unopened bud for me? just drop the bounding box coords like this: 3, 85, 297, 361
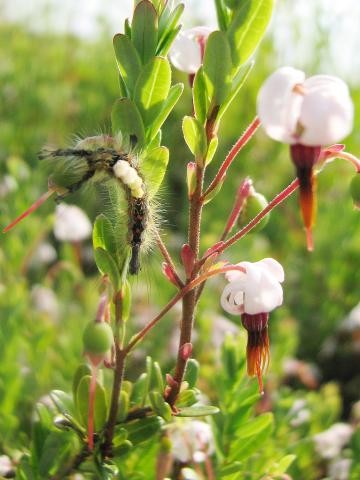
180, 342, 193, 360
350, 174, 360, 209
162, 262, 179, 287
83, 322, 113, 359
181, 244, 195, 278
237, 190, 269, 233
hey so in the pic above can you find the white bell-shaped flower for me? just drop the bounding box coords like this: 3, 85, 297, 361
168, 26, 212, 74
221, 258, 284, 316
257, 66, 354, 146
54, 204, 92, 242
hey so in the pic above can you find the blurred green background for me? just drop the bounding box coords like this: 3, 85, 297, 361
0, 0, 360, 477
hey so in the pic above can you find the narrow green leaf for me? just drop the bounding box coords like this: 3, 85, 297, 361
148, 83, 184, 140
75, 376, 108, 431
203, 31, 233, 106
176, 389, 198, 408
217, 61, 254, 121
205, 136, 219, 166
157, 3, 184, 54
131, 373, 148, 406
182, 116, 207, 158
214, 0, 228, 31
121, 280, 132, 322
193, 67, 210, 124
140, 146, 169, 198
134, 57, 172, 130
39, 431, 75, 477
229, 413, 273, 461
152, 361, 164, 392
270, 455, 296, 475
93, 214, 117, 257
72, 364, 92, 400
124, 417, 162, 445
149, 391, 172, 422
184, 358, 200, 388
113, 34, 142, 96
227, 0, 274, 72
112, 98, 146, 149
50, 390, 75, 417
132, 0, 158, 64
219, 462, 243, 477
94, 247, 121, 291
156, 24, 181, 56
176, 405, 220, 417
117, 390, 130, 422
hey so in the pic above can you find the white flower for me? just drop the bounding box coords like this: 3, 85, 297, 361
53, 204, 92, 242
31, 285, 59, 319
168, 420, 214, 463
0, 455, 13, 477
314, 423, 353, 459
257, 66, 354, 146
221, 258, 284, 315
328, 458, 352, 480
169, 26, 212, 74
31, 242, 57, 266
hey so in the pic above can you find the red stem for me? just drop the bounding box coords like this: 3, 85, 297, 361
202, 117, 260, 200
88, 365, 97, 451
220, 177, 252, 241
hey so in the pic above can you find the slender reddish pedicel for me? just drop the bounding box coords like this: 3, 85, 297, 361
2, 190, 54, 233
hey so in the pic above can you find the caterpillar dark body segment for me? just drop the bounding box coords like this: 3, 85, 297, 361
128, 196, 148, 275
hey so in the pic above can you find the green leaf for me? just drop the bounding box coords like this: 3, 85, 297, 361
149, 391, 172, 422
217, 61, 254, 121
94, 247, 121, 291
152, 361, 164, 392
269, 455, 296, 475
134, 57, 172, 130
140, 146, 169, 198
132, 0, 158, 64
156, 24, 181, 56
219, 462, 243, 477
184, 358, 200, 388
39, 431, 75, 477
176, 405, 220, 417
176, 389, 198, 408
113, 34, 142, 96
182, 116, 207, 158
203, 31, 233, 106
205, 136, 218, 166
117, 390, 130, 422
124, 417, 162, 445
157, 3, 184, 54
111, 98, 146, 149
50, 390, 75, 417
93, 214, 117, 258
214, 0, 228, 31
122, 280, 132, 322
229, 413, 273, 462
193, 67, 210, 124
227, 0, 274, 72
131, 373, 149, 406
148, 83, 184, 140
75, 375, 108, 431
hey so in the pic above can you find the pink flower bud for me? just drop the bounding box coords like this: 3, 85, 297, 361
162, 262, 179, 287
181, 244, 195, 279
180, 342, 193, 360
186, 162, 197, 199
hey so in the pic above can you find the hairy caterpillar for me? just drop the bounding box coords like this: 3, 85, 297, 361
4, 134, 155, 275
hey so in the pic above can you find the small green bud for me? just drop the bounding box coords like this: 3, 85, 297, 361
83, 322, 113, 355
238, 191, 269, 233
350, 174, 360, 209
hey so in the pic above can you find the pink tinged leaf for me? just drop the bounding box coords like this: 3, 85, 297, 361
162, 262, 179, 287
180, 342, 193, 360
181, 244, 195, 278
2, 190, 54, 233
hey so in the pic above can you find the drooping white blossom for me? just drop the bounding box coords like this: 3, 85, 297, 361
221, 258, 284, 316
53, 204, 92, 242
314, 423, 353, 459
168, 26, 212, 74
257, 66, 354, 146
168, 420, 214, 463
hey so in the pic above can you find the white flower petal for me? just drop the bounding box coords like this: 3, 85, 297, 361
54, 204, 92, 242
257, 66, 306, 143
299, 84, 354, 145
168, 27, 212, 74
221, 283, 244, 315
256, 258, 285, 283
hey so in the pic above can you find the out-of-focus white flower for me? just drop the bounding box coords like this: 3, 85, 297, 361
31, 242, 57, 266
221, 258, 284, 315
341, 302, 360, 333
328, 458, 352, 480
54, 204, 92, 242
169, 26, 212, 74
0, 174, 18, 198
0, 455, 13, 477
168, 420, 214, 463
257, 66, 354, 146
31, 285, 59, 319
314, 423, 353, 459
